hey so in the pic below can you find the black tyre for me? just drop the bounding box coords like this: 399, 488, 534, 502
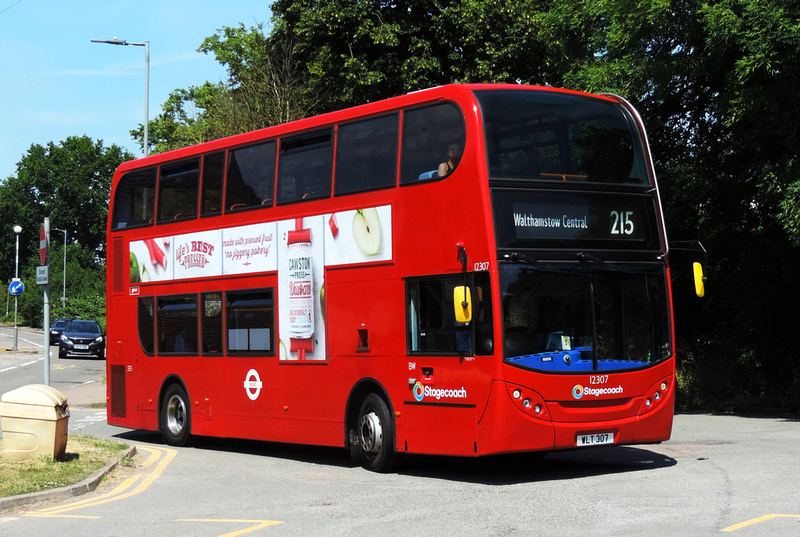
161, 383, 191, 447
357, 393, 398, 472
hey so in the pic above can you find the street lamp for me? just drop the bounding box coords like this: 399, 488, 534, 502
13, 225, 21, 351
53, 228, 67, 305
91, 37, 150, 157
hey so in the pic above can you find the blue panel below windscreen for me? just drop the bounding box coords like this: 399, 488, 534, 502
506, 348, 645, 372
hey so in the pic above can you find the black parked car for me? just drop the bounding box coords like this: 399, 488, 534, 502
58, 320, 105, 359
49, 318, 72, 345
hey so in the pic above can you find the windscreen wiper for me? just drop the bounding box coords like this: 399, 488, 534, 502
500, 252, 537, 264
577, 252, 605, 265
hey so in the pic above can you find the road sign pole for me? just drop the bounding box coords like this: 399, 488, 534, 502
13, 225, 21, 351
42, 218, 50, 386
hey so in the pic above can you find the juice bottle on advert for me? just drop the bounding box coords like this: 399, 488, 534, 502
287, 219, 314, 358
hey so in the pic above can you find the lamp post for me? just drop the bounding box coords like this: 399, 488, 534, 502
13, 225, 21, 351
91, 37, 150, 157
53, 228, 67, 305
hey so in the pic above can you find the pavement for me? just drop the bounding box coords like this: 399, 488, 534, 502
61, 377, 107, 409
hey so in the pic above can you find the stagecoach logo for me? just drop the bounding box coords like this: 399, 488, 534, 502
572, 384, 624, 399
413, 382, 425, 401
244, 369, 263, 401
412, 381, 467, 402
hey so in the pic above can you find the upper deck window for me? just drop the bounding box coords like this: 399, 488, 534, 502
475, 90, 648, 185
111, 167, 156, 230
400, 103, 466, 184
157, 159, 199, 223
335, 113, 399, 195
277, 129, 333, 204
201, 152, 225, 216
226, 141, 276, 211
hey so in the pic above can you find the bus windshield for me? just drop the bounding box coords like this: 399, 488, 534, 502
500, 263, 671, 373
475, 90, 649, 184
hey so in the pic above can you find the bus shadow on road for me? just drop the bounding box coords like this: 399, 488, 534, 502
114, 430, 676, 485
401, 446, 677, 485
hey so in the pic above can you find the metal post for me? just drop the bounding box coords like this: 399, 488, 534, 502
13, 225, 21, 352
43, 218, 50, 386
143, 40, 150, 157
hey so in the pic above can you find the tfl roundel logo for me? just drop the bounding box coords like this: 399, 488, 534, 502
413, 382, 425, 402
572, 385, 584, 399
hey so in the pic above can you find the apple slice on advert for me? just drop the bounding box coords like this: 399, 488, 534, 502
352, 208, 381, 256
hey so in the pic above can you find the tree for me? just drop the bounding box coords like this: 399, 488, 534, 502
132, 23, 317, 154
135, 0, 800, 409
534, 0, 800, 409
0, 136, 133, 327
268, 0, 555, 113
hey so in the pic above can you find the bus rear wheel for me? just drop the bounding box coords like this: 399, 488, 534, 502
357, 393, 398, 472
161, 383, 191, 447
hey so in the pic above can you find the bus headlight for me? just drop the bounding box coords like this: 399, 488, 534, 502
639, 376, 673, 415
506, 384, 550, 421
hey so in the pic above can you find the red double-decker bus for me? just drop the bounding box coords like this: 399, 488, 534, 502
106, 84, 676, 471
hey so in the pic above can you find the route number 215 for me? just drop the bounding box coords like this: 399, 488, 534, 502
610, 210, 635, 235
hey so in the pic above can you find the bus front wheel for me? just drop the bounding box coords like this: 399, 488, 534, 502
358, 393, 398, 472
161, 383, 191, 447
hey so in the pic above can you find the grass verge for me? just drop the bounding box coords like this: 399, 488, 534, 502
0, 435, 129, 498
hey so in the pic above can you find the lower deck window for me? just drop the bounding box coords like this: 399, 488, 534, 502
138, 297, 155, 355
157, 295, 199, 354
226, 289, 275, 354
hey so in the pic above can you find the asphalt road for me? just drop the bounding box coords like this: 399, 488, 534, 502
1, 328, 799, 536
0, 325, 105, 402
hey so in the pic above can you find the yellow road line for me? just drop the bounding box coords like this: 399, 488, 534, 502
34, 475, 141, 514
722, 514, 800, 532
178, 519, 283, 536
140, 445, 164, 468
28, 445, 176, 517
26, 514, 101, 519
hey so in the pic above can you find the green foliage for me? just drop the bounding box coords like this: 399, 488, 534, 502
269, 0, 554, 112
114, 1, 800, 412
133, 23, 317, 154
1, 136, 131, 329
0, 435, 128, 497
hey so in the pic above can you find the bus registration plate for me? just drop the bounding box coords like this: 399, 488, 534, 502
577, 432, 614, 447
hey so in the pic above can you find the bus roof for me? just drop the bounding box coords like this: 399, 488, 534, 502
114, 83, 618, 175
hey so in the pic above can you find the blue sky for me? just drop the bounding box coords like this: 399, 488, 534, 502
0, 0, 271, 179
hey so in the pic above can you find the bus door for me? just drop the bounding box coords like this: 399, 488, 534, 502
402, 273, 494, 455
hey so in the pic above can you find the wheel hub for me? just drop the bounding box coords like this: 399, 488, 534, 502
360, 411, 382, 454
166, 394, 186, 436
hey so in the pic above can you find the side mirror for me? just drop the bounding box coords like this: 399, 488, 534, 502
453, 286, 472, 323
693, 262, 705, 298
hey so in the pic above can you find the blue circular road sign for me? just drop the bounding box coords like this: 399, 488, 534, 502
9, 280, 24, 296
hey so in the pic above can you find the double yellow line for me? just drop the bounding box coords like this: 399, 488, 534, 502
28, 445, 175, 519
27, 445, 281, 535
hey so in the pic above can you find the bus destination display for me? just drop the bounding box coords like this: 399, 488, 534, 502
493, 190, 660, 250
